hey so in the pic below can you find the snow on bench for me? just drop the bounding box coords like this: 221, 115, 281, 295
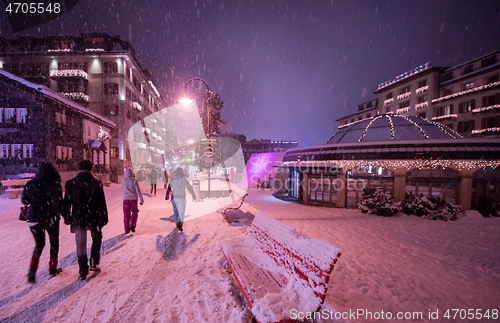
221, 212, 341, 323
1, 179, 29, 199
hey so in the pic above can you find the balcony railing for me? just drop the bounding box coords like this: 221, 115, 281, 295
396, 107, 411, 114
415, 102, 429, 110
416, 85, 429, 94
384, 98, 394, 105
60, 92, 89, 102
472, 104, 500, 114
472, 127, 500, 135
397, 92, 411, 100
50, 69, 88, 80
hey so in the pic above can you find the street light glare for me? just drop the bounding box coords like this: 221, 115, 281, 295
179, 98, 192, 105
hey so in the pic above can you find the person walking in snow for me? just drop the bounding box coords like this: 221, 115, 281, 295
62, 160, 108, 280
122, 168, 144, 233
149, 167, 158, 197
165, 167, 196, 232
21, 162, 65, 283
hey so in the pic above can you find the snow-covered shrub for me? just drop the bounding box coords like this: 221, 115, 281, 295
403, 192, 462, 221
358, 187, 401, 217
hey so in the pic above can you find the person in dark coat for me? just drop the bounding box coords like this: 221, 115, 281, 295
165, 167, 196, 231
21, 162, 64, 283
149, 168, 158, 196
62, 160, 108, 280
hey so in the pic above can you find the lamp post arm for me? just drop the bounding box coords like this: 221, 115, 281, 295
184, 77, 210, 90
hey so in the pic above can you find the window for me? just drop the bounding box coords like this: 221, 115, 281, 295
418, 80, 427, 88
104, 62, 118, 74
459, 100, 475, 113
56, 146, 62, 159
386, 106, 392, 113
68, 147, 73, 159
16, 108, 27, 123
399, 101, 410, 109
358, 116, 362, 121
62, 147, 68, 160
481, 116, 500, 129
418, 96, 427, 103
441, 72, 454, 82
464, 82, 474, 90
129, 68, 133, 81
483, 94, 500, 107
126, 87, 132, 101
88, 126, 91, 136
104, 83, 119, 95
25, 144, 34, 158
110, 147, 118, 158
487, 74, 499, 84
399, 86, 410, 94
434, 104, 454, 117
13, 144, 22, 158
463, 64, 473, 75
4, 108, 15, 123
0, 108, 3, 123
104, 104, 120, 116
2, 144, 11, 158
482, 55, 497, 68
366, 113, 371, 118
444, 89, 453, 96
457, 121, 475, 133
418, 112, 426, 119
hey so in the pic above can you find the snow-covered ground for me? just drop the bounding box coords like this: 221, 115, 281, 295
0, 182, 499, 323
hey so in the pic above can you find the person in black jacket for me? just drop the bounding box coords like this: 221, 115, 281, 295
21, 162, 64, 283
62, 160, 108, 280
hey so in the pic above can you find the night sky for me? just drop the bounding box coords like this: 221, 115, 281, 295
1, 0, 500, 146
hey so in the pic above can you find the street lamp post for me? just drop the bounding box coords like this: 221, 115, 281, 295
181, 77, 214, 198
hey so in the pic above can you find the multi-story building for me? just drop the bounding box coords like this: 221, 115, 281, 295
0, 33, 162, 174
0, 68, 114, 184
337, 50, 500, 138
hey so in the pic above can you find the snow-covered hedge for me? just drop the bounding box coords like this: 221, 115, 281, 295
358, 187, 401, 217
403, 192, 462, 221
475, 197, 500, 217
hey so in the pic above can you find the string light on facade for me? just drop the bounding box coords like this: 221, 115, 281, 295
415, 101, 429, 109
472, 127, 500, 135
384, 98, 394, 105
85, 48, 106, 52
397, 92, 411, 100
60, 92, 89, 102
133, 102, 142, 111
377, 63, 430, 90
415, 85, 429, 94
50, 69, 88, 80
472, 104, 500, 114
432, 81, 500, 103
431, 114, 457, 121
97, 126, 111, 142
396, 107, 411, 114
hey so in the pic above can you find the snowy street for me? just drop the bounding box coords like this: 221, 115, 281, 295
1, 182, 500, 323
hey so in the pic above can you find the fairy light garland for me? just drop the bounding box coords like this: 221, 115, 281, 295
432, 81, 500, 103
400, 115, 429, 139
427, 119, 462, 139
431, 114, 457, 121
359, 115, 382, 142
472, 104, 500, 114
283, 159, 500, 171
472, 127, 500, 135
387, 115, 395, 140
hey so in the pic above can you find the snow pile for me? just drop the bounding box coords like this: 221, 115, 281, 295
251, 278, 319, 323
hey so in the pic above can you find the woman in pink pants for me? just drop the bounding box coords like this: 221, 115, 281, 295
121, 168, 144, 233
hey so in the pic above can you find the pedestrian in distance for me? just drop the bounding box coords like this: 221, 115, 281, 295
21, 162, 64, 283
149, 167, 158, 197
165, 167, 196, 232
62, 160, 108, 280
122, 168, 144, 233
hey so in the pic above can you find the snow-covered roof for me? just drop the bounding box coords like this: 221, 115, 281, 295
328, 114, 461, 144
0, 68, 115, 128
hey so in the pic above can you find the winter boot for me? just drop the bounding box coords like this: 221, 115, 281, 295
49, 257, 63, 276
78, 256, 89, 280
27, 255, 39, 283
89, 257, 101, 272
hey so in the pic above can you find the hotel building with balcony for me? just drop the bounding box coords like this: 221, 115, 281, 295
336, 50, 500, 138
0, 33, 163, 175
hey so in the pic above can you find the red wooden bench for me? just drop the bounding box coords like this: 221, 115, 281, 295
221, 213, 341, 323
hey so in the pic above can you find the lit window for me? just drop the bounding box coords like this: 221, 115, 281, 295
17, 108, 27, 123
13, 144, 22, 158
2, 144, 11, 157
4, 108, 15, 123
25, 144, 34, 158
